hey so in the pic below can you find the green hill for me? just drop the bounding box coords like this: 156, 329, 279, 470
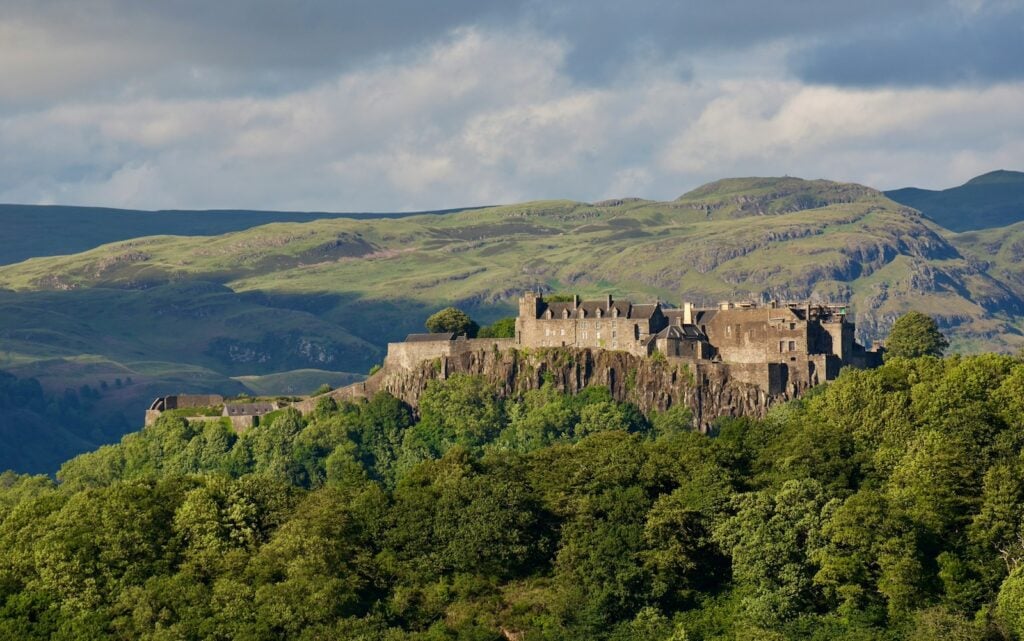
2, 177, 1017, 351
0, 203, 475, 266
5, 176, 1024, 472
886, 169, 1024, 232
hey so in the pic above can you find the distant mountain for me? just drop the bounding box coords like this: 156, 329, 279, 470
886, 169, 1024, 232
0, 204, 476, 266
7, 176, 1024, 472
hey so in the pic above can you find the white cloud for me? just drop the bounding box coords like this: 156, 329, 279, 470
0, 26, 1022, 210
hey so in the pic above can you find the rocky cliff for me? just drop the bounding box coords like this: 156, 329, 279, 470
305, 347, 811, 431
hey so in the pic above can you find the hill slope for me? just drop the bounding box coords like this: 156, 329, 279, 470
0, 203, 474, 266
4, 176, 1024, 471
2, 177, 1020, 350
886, 169, 1024, 231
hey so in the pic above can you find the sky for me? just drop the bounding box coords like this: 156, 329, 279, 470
0, 0, 1022, 211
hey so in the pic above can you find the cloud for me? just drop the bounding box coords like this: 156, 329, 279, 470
791, 1, 1024, 87
0, 0, 977, 108
0, 0, 522, 106
0, 2, 1022, 210
2, 25, 1022, 211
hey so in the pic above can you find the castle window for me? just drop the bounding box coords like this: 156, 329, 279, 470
596, 332, 601, 340
788, 341, 796, 352
595, 320, 602, 330
790, 323, 796, 330
561, 329, 566, 336
612, 331, 617, 338
779, 341, 785, 353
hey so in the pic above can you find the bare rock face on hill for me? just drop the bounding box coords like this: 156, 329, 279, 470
315, 347, 811, 431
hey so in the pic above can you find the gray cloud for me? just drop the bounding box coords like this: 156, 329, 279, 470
0, 0, 522, 106
0, 1, 1021, 211
791, 2, 1024, 87
0, 0, 976, 108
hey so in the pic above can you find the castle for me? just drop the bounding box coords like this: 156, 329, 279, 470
515, 292, 881, 378
147, 292, 882, 431
386, 292, 881, 397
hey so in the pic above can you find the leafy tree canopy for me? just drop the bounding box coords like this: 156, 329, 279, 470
885, 311, 950, 359
477, 316, 516, 338
424, 306, 479, 337
3, 353, 1024, 639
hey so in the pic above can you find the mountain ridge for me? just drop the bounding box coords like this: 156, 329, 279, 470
4, 173, 1024, 472
886, 168, 1024, 231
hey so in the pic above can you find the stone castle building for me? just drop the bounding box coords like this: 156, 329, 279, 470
513, 292, 881, 392
147, 291, 883, 430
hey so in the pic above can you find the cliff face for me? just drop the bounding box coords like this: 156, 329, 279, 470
312, 347, 811, 431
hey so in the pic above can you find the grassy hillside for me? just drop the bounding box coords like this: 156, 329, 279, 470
0, 203, 474, 266
2, 177, 1018, 351
886, 169, 1024, 232
4, 176, 1024, 471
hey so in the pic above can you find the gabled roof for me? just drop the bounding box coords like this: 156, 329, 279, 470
654, 325, 706, 340
629, 304, 659, 319
544, 302, 574, 318
693, 309, 717, 325
225, 402, 276, 416
405, 332, 456, 342
578, 300, 607, 316
681, 324, 705, 339
533, 296, 662, 320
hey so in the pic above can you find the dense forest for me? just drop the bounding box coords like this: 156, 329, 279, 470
2, 352, 1024, 640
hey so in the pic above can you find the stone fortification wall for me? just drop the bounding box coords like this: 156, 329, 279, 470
702, 307, 811, 364
164, 394, 224, 410
145, 394, 226, 425
384, 337, 515, 370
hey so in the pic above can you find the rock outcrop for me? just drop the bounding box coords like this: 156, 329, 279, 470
299, 347, 810, 431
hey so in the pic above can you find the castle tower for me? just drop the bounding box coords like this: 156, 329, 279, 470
519, 291, 541, 319
516, 291, 542, 345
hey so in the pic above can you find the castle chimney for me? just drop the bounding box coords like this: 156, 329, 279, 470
606, 294, 613, 309
573, 294, 580, 308
683, 301, 693, 325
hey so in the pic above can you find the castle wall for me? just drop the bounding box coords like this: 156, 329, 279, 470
228, 415, 257, 434
385, 337, 515, 370
702, 308, 812, 364
517, 315, 652, 356
164, 394, 224, 410
657, 337, 704, 359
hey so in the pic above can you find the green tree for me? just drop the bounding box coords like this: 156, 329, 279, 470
424, 307, 479, 337
713, 479, 828, 626
997, 567, 1024, 638
477, 317, 516, 338
885, 311, 949, 359
405, 375, 504, 457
